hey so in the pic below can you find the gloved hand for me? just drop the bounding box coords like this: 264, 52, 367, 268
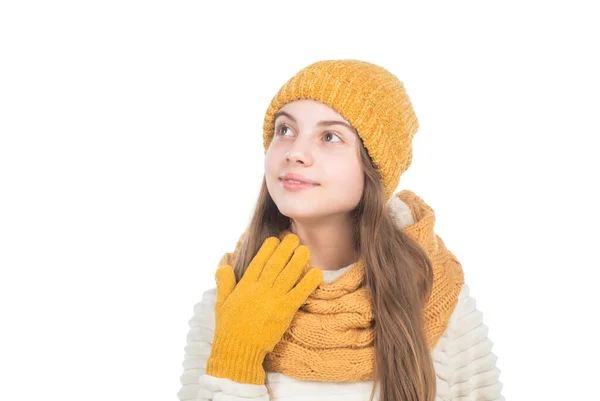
205, 232, 323, 385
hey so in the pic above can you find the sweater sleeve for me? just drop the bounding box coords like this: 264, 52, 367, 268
432, 283, 505, 401
177, 287, 270, 401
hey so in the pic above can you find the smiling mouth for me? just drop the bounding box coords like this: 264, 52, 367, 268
279, 178, 320, 191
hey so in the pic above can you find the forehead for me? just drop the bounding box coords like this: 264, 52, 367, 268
277, 99, 350, 123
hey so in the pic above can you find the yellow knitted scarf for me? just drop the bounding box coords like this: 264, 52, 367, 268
217, 190, 465, 382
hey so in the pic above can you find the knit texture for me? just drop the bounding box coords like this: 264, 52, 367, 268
217, 189, 465, 382
206, 235, 323, 384
262, 59, 419, 201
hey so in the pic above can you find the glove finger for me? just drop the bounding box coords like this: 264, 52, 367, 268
215, 265, 236, 310
260, 233, 300, 287
272, 245, 310, 294
243, 236, 280, 283
287, 267, 323, 309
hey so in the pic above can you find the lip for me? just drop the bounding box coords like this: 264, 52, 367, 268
279, 178, 319, 192
279, 173, 320, 185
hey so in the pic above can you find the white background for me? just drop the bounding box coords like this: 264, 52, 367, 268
1, 1, 598, 400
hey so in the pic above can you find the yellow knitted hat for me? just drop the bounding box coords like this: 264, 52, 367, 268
262, 59, 419, 201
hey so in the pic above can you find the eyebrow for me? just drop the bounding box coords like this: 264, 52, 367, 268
274, 110, 356, 133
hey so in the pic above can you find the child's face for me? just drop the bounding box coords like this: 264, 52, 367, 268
264, 99, 364, 223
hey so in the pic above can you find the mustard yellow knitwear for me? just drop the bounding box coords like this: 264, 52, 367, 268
205, 233, 323, 385
218, 189, 465, 382
262, 59, 419, 201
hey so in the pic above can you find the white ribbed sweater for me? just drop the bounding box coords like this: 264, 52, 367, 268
178, 197, 504, 401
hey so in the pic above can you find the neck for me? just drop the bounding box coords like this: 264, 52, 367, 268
289, 216, 358, 271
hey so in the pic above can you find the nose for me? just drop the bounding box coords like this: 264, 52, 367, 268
285, 136, 314, 166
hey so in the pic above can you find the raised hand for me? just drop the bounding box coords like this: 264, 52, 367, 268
206, 233, 323, 384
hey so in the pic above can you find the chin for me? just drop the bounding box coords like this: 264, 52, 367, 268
275, 199, 328, 223
276, 202, 313, 218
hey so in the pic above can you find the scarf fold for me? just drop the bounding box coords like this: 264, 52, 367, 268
217, 189, 465, 382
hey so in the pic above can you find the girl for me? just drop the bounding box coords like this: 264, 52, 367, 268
178, 59, 504, 401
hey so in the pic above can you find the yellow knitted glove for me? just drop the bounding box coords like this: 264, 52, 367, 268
206, 233, 323, 385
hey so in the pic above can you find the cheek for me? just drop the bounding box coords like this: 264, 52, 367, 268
264, 147, 286, 186
332, 161, 363, 188
264, 146, 278, 171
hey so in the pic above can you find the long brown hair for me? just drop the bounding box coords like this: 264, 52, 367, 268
232, 139, 436, 401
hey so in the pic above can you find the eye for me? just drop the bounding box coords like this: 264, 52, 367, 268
323, 131, 343, 143
275, 122, 293, 137
274, 122, 343, 144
